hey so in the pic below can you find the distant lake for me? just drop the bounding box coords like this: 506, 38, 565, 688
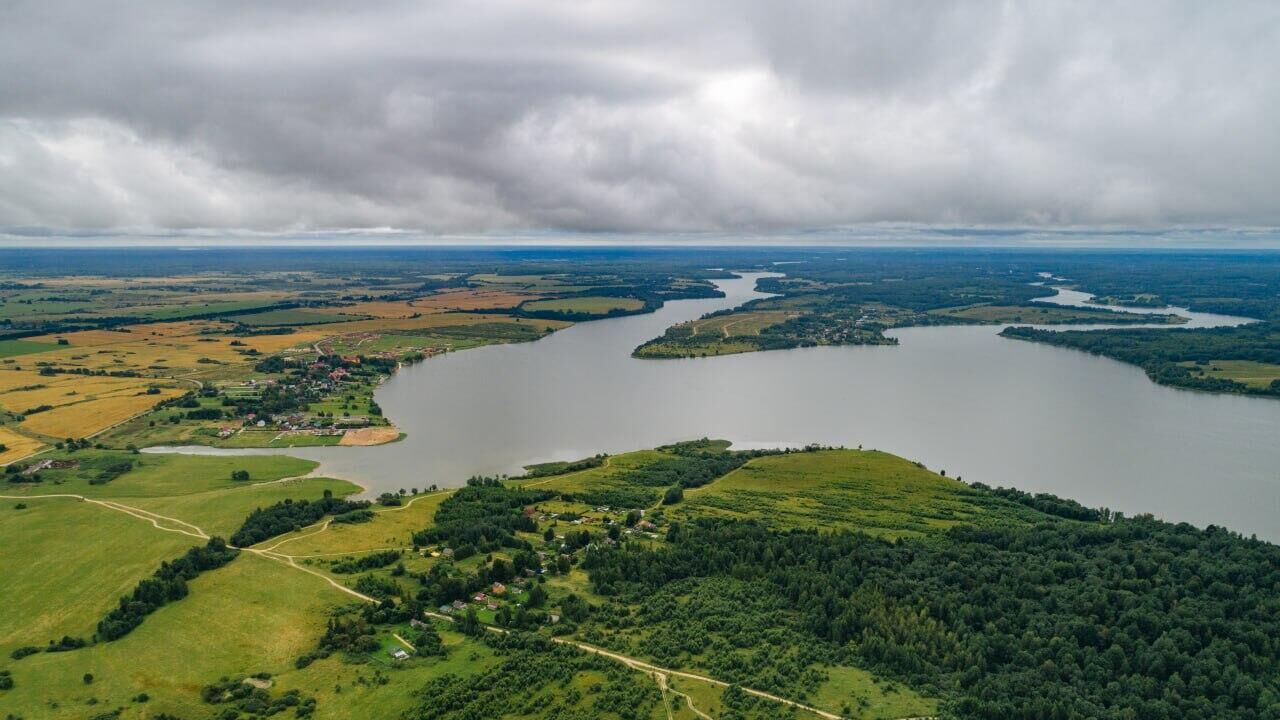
155, 273, 1280, 541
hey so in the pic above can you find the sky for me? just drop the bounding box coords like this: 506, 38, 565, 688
2, 1, 1278, 245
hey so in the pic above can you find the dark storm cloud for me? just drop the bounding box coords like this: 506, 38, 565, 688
1, 1, 1277, 235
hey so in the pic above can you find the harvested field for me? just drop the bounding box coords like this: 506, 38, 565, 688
0, 376, 157, 413
19, 388, 184, 439
409, 288, 535, 311
0, 426, 44, 464
339, 426, 401, 445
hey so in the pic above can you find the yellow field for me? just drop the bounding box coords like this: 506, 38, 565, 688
0, 369, 52, 392
32, 334, 256, 373
314, 311, 565, 336
409, 288, 537, 311
0, 426, 44, 463
20, 388, 184, 439
0, 376, 157, 413
29, 328, 137, 347
689, 310, 793, 337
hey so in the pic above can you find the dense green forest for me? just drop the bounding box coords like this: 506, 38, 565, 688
1001, 325, 1280, 397
581, 515, 1280, 719
231, 493, 372, 546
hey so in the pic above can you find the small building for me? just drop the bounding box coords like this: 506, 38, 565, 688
452, 600, 467, 610
549, 614, 561, 624
437, 605, 452, 615
491, 582, 506, 595
390, 648, 410, 661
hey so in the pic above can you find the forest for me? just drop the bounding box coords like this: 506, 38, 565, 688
1001, 324, 1280, 397
230, 492, 372, 546
581, 514, 1280, 719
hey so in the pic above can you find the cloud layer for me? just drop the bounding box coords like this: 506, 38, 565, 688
2, 1, 1278, 235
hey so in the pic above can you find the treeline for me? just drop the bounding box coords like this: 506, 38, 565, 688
330, 550, 402, 574
556, 441, 781, 509
410, 477, 554, 552
522, 454, 607, 478
971, 483, 1105, 521
97, 538, 239, 641
230, 493, 371, 547
1001, 325, 1280, 397
581, 516, 1280, 719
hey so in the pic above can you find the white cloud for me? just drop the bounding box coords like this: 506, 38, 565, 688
0, 1, 1277, 235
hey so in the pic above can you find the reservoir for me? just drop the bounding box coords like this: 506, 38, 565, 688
155, 273, 1280, 540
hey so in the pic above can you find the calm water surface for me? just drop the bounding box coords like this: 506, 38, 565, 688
154, 274, 1280, 540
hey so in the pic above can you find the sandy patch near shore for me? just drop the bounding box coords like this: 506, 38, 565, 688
339, 426, 401, 446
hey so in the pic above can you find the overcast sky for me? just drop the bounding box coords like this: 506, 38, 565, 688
2, 1, 1278, 242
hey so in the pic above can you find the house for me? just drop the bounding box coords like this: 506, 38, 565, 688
442, 547, 454, 557
491, 582, 506, 595
637, 520, 656, 531
549, 614, 561, 624
452, 600, 467, 610
437, 605, 452, 615
486, 602, 498, 611
473, 593, 487, 603
390, 648, 410, 661
411, 618, 430, 629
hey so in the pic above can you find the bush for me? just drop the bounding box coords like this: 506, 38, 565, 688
661, 485, 684, 505
10, 645, 39, 660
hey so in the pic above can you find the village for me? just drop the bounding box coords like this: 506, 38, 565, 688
199, 350, 404, 447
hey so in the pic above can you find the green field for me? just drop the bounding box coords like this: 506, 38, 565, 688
522, 296, 645, 314
133, 298, 284, 320
932, 303, 1185, 325
230, 308, 370, 326
0, 452, 345, 657
264, 492, 447, 557
6, 451, 318, 498
0, 498, 196, 652
1184, 359, 1280, 388
0, 552, 348, 720
674, 449, 1038, 538
131, 476, 359, 538
0, 338, 60, 358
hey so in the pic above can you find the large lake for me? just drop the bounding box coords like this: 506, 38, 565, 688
157, 273, 1280, 540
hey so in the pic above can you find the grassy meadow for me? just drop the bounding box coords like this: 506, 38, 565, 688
675, 448, 1038, 538
522, 296, 645, 314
